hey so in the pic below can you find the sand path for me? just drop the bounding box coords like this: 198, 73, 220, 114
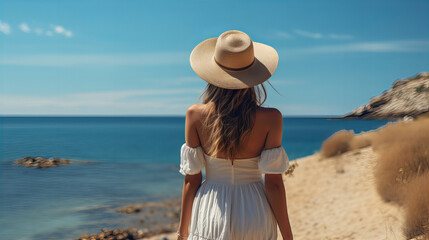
283, 147, 403, 240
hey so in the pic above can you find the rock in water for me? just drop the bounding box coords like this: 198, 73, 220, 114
14, 156, 72, 168
115, 205, 142, 214
342, 72, 429, 120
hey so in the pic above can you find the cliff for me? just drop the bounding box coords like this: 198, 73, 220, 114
342, 72, 429, 120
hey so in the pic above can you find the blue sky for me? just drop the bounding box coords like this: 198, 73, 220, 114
0, 0, 428, 116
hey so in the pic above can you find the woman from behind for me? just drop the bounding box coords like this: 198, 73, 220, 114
177, 30, 293, 240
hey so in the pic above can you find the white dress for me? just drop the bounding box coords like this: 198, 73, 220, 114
179, 143, 290, 240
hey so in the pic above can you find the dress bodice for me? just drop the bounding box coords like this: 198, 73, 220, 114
204, 154, 262, 185
179, 143, 290, 185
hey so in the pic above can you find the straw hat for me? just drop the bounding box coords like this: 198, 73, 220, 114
190, 30, 279, 89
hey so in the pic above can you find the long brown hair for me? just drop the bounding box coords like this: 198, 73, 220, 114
199, 83, 267, 159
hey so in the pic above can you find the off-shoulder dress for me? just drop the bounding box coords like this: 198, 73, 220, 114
179, 143, 290, 240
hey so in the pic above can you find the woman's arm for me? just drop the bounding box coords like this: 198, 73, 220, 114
178, 173, 202, 239
177, 105, 203, 239
265, 174, 293, 240
264, 109, 293, 240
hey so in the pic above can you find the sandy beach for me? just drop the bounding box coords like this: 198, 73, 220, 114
283, 147, 403, 240
149, 146, 404, 240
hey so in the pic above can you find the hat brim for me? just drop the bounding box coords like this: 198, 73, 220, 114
190, 38, 279, 89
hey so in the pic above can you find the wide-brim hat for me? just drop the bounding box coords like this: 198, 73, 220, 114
190, 30, 279, 89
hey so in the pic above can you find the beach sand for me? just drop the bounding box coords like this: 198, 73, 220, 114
150, 146, 404, 240
283, 147, 403, 240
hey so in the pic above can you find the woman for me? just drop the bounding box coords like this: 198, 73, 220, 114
177, 30, 293, 240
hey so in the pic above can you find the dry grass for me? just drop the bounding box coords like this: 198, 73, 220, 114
321, 130, 354, 158
284, 161, 299, 177
372, 118, 429, 204
350, 131, 375, 150
321, 130, 375, 158
372, 118, 429, 239
320, 117, 429, 238
404, 173, 429, 239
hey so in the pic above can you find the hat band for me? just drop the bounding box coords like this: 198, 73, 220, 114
214, 57, 255, 71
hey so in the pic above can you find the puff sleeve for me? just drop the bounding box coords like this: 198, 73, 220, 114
258, 146, 290, 174
179, 143, 205, 175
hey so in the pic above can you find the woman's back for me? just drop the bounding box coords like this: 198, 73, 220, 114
179, 104, 289, 239
186, 103, 283, 159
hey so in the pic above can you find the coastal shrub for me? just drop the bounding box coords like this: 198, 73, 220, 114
321, 130, 354, 158
372, 118, 429, 204
371, 121, 408, 152
349, 131, 374, 150
404, 173, 429, 239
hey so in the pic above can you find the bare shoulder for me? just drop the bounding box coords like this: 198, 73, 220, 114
256, 106, 283, 124
185, 104, 206, 147
256, 106, 282, 115
186, 104, 207, 122
186, 104, 205, 114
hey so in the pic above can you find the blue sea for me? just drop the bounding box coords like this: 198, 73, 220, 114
0, 116, 393, 240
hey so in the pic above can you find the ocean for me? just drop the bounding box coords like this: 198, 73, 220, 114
0, 116, 393, 240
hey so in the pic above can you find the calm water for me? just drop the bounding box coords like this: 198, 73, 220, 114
0, 116, 393, 240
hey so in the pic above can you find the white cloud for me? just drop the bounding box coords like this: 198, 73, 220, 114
167, 76, 202, 84
291, 29, 353, 40
0, 88, 345, 116
274, 31, 294, 39
294, 29, 324, 39
69, 89, 202, 101
328, 33, 353, 40
276, 104, 339, 116
0, 89, 203, 115
51, 24, 73, 37
54, 25, 65, 33
0, 20, 11, 34
286, 40, 429, 54
19, 23, 31, 33
34, 28, 44, 35
1, 20, 74, 38
64, 30, 73, 37
0, 52, 189, 66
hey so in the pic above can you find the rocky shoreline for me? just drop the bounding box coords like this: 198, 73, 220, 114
77, 199, 181, 240
341, 72, 429, 120
78, 228, 172, 240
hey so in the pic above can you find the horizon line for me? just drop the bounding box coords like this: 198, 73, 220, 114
0, 114, 345, 118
